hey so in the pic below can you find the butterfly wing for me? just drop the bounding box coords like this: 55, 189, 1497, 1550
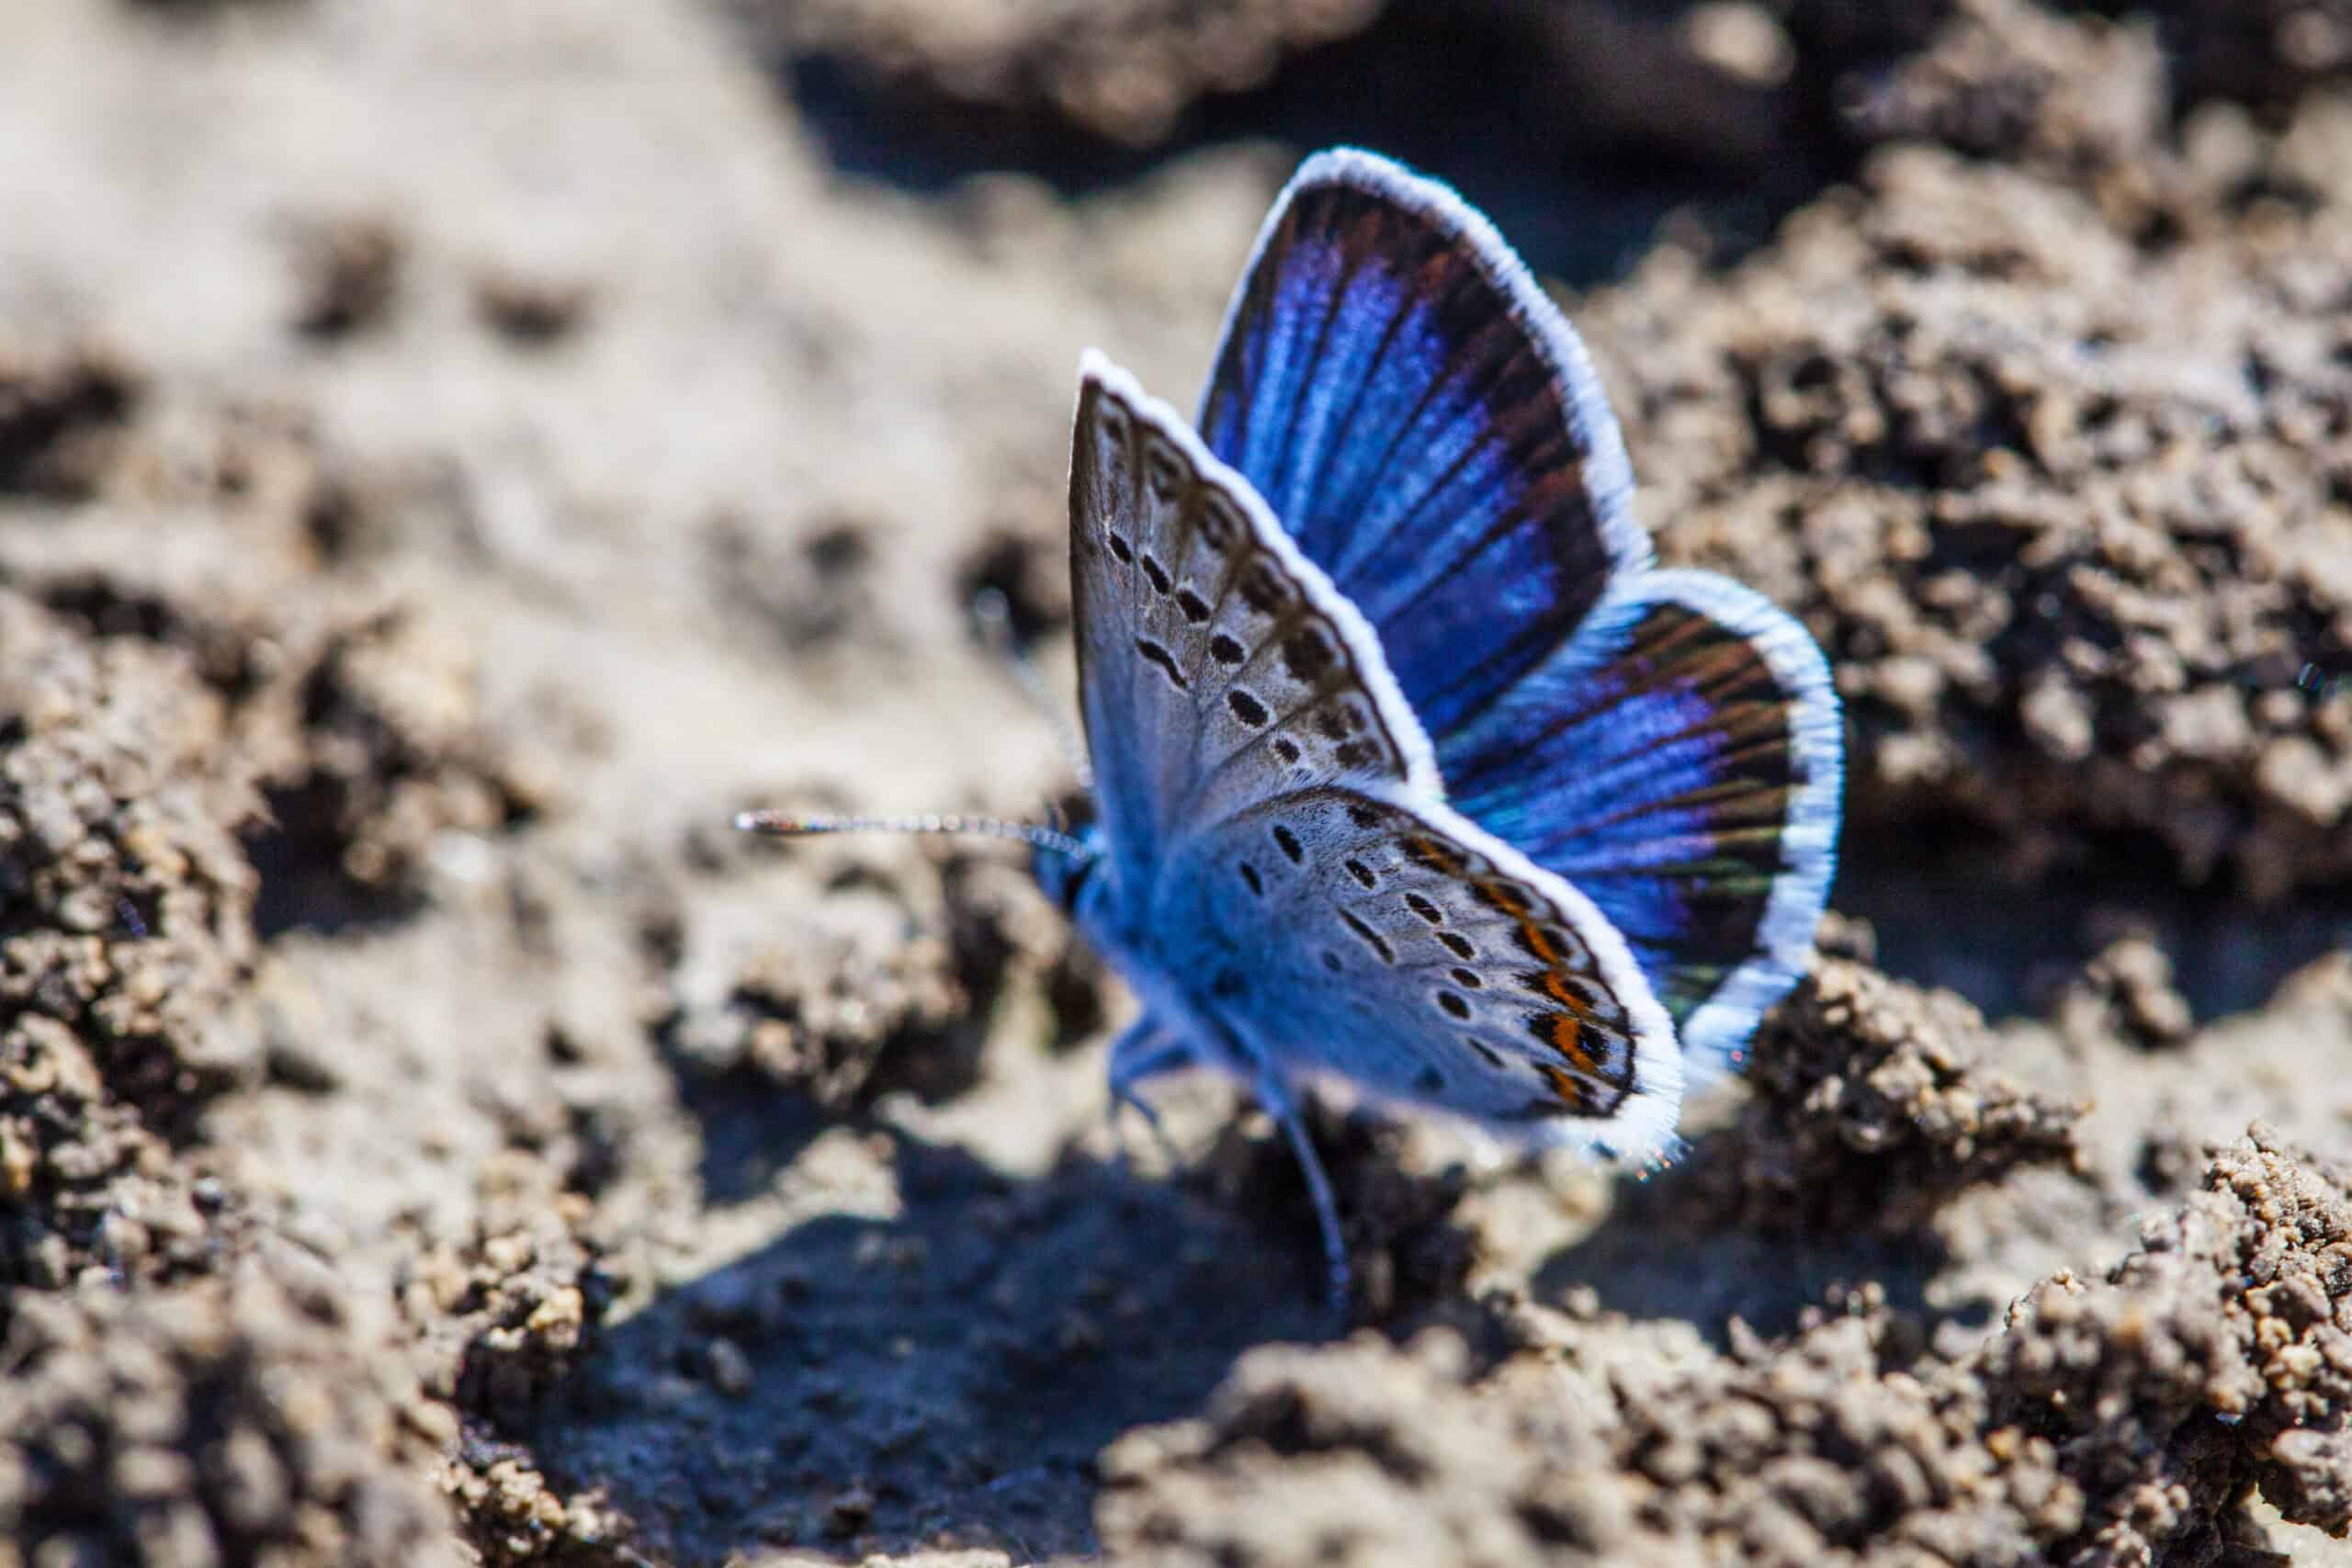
1440, 570, 1843, 1077
1151, 784, 1684, 1160
1069, 351, 1682, 1157
1197, 147, 1648, 739
1198, 147, 1842, 1075
1068, 349, 1442, 898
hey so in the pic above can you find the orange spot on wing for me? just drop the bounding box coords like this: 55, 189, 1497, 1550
1540, 1064, 1589, 1112
1539, 970, 1593, 1014
1402, 834, 1464, 876
1542, 1012, 1599, 1076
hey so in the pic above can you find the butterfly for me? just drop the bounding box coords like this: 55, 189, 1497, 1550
746, 148, 1843, 1311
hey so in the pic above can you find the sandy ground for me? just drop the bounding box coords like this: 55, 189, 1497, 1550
3, 1, 2351, 1564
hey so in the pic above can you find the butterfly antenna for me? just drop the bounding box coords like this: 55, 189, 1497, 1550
734, 808, 1094, 861
972, 587, 1092, 789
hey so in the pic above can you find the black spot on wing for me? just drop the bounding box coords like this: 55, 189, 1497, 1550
1227, 689, 1270, 728
1209, 634, 1246, 665
1135, 638, 1187, 690
1176, 588, 1211, 623
1239, 558, 1293, 615
1238, 863, 1263, 896
1271, 824, 1304, 863
1340, 909, 1394, 964
1282, 628, 1335, 681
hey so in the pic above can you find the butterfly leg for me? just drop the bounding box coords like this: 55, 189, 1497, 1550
1253, 1070, 1351, 1319
1105, 1017, 1193, 1168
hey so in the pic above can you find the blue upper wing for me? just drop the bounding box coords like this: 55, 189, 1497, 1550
1197, 149, 1651, 739
1195, 149, 1842, 1077
1439, 570, 1844, 1077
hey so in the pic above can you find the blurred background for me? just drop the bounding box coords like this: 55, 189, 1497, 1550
2, 2, 2350, 1566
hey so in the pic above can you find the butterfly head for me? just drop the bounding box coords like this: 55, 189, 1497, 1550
1028, 795, 1104, 916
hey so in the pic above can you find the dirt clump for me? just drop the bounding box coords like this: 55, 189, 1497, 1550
0, 598, 261, 1122
0, 1250, 463, 1568
0, 343, 141, 499
1692, 957, 2086, 1235
1101, 1128, 2352, 1566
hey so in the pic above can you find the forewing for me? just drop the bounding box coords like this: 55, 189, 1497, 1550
1069, 352, 1442, 892
1442, 570, 1844, 1077
1198, 148, 1650, 739
1156, 785, 1683, 1159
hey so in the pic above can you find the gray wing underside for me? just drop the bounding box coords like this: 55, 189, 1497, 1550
1067, 352, 1441, 898
1153, 785, 1685, 1157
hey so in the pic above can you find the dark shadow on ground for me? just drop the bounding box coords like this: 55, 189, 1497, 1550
527, 1123, 1332, 1565
775, 2, 1845, 289
1838, 822, 2352, 1024
660, 1054, 835, 1208
1536, 1147, 1963, 1347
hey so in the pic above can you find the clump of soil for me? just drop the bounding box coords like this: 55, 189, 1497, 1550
661, 851, 1091, 1113
0, 1250, 461, 1568
0, 593, 265, 1290
1100, 1128, 2352, 1566
287, 215, 405, 340
1692, 957, 2086, 1234
0, 343, 141, 498
1984, 1126, 2352, 1557
401, 1150, 618, 1431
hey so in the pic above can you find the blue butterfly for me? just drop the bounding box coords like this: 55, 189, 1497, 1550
752, 149, 1842, 1310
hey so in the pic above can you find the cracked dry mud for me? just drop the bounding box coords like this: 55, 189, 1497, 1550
2, 2, 2350, 1566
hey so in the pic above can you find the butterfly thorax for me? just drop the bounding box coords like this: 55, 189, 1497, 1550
1035, 830, 1264, 1079
1029, 826, 1101, 919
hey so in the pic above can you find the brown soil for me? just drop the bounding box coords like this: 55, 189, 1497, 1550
2, 2, 2348, 1566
